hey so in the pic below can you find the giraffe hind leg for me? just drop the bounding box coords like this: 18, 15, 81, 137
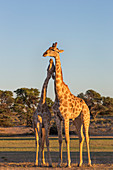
38, 123, 42, 166
55, 115, 63, 167
44, 123, 52, 167
73, 117, 84, 167
83, 120, 91, 166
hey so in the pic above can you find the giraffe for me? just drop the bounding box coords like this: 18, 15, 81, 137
33, 59, 55, 167
43, 42, 91, 167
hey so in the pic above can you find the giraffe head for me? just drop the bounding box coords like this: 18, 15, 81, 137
43, 42, 64, 58
47, 59, 55, 76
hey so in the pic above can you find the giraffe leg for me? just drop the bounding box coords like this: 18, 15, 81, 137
84, 122, 91, 166
64, 119, 71, 168
38, 123, 42, 166
34, 127, 39, 166
55, 115, 63, 167
42, 127, 46, 165
45, 123, 52, 167
73, 118, 84, 167
34, 121, 40, 166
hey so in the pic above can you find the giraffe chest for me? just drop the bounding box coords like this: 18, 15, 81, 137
37, 104, 51, 118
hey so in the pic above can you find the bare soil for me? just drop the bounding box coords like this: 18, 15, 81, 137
0, 126, 33, 136
0, 119, 113, 137
0, 162, 113, 170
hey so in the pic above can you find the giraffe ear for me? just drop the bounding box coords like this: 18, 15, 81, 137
58, 49, 64, 53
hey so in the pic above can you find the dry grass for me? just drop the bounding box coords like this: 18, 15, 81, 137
0, 136, 113, 152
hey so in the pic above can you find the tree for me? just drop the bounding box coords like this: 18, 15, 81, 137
0, 90, 14, 105
78, 89, 103, 118
46, 97, 54, 109
0, 90, 14, 127
14, 88, 40, 126
78, 89, 113, 118
101, 97, 113, 115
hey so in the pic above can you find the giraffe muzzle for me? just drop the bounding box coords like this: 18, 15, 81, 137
43, 52, 47, 57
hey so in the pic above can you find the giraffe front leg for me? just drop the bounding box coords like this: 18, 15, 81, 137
42, 128, 46, 165
38, 123, 42, 166
34, 121, 40, 166
34, 127, 39, 166
55, 116, 63, 167
64, 119, 71, 168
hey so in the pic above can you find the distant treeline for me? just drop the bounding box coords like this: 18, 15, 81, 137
0, 88, 113, 127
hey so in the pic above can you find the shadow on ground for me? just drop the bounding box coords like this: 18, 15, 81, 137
0, 151, 113, 164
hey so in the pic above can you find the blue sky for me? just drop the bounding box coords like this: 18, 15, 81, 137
0, 0, 113, 100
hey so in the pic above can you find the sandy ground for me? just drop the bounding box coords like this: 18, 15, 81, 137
0, 163, 113, 170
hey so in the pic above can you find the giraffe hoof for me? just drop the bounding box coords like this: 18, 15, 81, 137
42, 162, 46, 165
66, 164, 71, 168
88, 160, 92, 167
34, 164, 38, 167
42, 161, 46, 165
78, 163, 82, 167
88, 163, 92, 167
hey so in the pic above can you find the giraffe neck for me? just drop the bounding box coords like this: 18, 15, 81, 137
40, 74, 51, 104
55, 54, 63, 80
55, 54, 66, 98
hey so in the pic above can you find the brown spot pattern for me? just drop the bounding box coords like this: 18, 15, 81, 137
62, 101, 68, 107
